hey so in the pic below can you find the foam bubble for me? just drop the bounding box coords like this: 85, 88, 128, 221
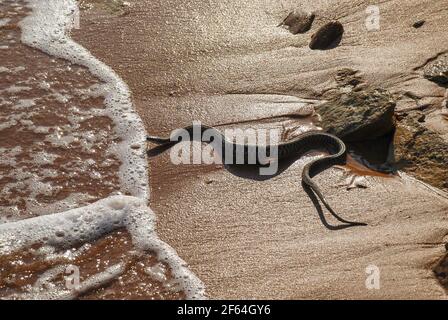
145, 262, 168, 283
0, 18, 11, 27
21, 0, 149, 200
13, 98, 36, 109
0, 196, 206, 299
4, 85, 32, 93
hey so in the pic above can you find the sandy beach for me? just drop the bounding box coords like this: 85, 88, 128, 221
1, 0, 448, 299
72, 0, 448, 298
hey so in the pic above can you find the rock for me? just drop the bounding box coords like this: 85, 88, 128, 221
417, 113, 426, 122
413, 20, 425, 28
444, 90, 448, 108
394, 117, 448, 191
317, 89, 396, 141
309, 21, 344, 50
345, 175, 369, 190
321, 68, 367, 99
334, 68, 364, 90
423, 53, 448, 85
279, 10, 315, 34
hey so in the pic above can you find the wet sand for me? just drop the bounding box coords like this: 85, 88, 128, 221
73, 0, 448, 299
1, 0, 448, 300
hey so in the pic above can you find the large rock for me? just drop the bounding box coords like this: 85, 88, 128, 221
317, 89, 396, 141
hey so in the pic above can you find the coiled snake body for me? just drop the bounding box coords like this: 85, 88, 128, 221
147, 124, 367, 227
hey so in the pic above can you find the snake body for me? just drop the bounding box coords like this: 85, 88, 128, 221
147, 124, 366, 226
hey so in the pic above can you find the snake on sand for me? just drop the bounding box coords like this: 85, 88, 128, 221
147, 124, 367, 227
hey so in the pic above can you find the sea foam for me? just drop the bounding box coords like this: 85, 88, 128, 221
0, 0, 207, 299
20, 0, 149, 200
0, 196, 206, 299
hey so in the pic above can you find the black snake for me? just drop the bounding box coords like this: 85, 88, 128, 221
147, 124, 367, 227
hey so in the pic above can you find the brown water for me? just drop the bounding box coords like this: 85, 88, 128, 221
0, 229, 183, 300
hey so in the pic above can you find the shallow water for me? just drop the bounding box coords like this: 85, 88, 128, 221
0, 0, 122, 221
0, 0, 205, 300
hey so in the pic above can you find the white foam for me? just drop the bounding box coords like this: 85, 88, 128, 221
4, 85, 32, 93
52, 92, 71, 104
21, 0, 149, 200
0, 196, 206, 299
0, 0, 207, 299
13, 98, 36, 109
0, 18, 11, 28
13, 66, 26, 73
32, 151, 58, 165
145, 262, 168, 283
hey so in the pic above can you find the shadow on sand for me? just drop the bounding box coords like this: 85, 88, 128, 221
147, 142, 364, 230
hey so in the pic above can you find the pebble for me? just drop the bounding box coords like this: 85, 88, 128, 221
423, 53, 448, 85
413, 20, 425, 28
279, 10, 315, 34
309, 21, 344, 50
417, 114, 426, 123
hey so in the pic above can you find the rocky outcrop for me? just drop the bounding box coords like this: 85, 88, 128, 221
317, 89, 396, 142
309, 21, 344, 50
433, 248, 448, 291
394, 116, 448, 190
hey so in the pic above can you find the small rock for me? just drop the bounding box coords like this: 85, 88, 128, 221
309, 21, 344, 50
423, 53, 448, 85
413, 20, 425, 28
279, 10, 315, 34
346, 176, 369, 190
417, 114, 426, 123
396, 113, 407, 121
445, 242, 448, 251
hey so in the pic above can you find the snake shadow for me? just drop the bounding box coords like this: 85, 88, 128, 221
148, 144, 361, 230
